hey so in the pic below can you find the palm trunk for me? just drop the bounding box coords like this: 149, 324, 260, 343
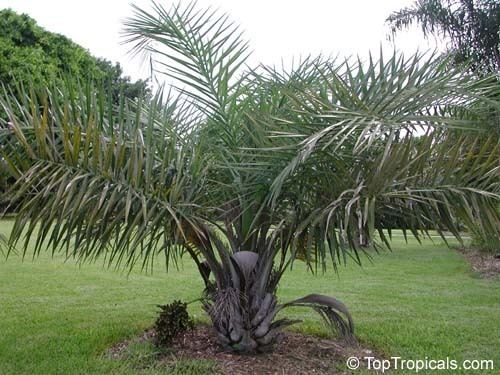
204, 289, 283, 353
197, 248, 354, 354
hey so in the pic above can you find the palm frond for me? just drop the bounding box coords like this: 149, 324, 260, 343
257, 51, 499, 269
280, 293, 354, 340
0, 81, 209, 271
122, 0, 250, 128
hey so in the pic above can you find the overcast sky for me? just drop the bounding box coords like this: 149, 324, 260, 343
1, 0, 443, 83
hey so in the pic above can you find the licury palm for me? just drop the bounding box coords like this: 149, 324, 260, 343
1, 1, 498, 353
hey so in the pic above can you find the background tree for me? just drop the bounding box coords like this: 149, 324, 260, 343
386, 0, 500, 73
95, 58, 150, 104
1, 1, 499, 353
0, 9, 150, 100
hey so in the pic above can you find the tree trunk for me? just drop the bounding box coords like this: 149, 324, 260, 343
205, 290, 283, 353
200, 252, 353, 353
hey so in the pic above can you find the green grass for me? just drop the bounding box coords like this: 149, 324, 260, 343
116, 341, 218, 374
0, 219, 498, 374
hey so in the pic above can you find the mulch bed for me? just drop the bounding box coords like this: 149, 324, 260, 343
457, 248, 500, 279
108, 325, 382, 374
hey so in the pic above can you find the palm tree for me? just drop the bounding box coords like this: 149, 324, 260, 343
1, 1, 499, 353
386, 0, 500, 73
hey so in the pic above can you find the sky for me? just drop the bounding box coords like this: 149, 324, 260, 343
0, 0, 444, 84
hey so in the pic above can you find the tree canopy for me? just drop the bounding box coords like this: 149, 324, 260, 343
0, 9, 149, 99
386, 0, 500, 73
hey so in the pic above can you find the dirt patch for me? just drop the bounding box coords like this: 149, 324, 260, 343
457, 248, 500, 279
108, 325, 382, 374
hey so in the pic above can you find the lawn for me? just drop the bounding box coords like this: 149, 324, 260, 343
0, 219, 498, 374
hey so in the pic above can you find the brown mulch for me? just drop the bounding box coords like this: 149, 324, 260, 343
108, 325, 382, 374
457, 248, 500, 279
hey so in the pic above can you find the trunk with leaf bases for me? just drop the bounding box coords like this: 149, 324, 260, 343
198, 245, 354, 353
179, 222, 355, 353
